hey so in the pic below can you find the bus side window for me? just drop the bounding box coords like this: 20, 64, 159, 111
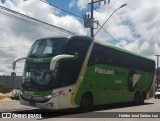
106, 47, 113, 65
88, 44, 105, 65
89, 44, 117, 66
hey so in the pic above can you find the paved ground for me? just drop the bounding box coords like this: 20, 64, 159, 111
0, 98, 160, 121
0, 101, 37, 112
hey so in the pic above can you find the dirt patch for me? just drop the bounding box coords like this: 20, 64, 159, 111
5, 92, 12, 97
0, 93, 6, 100
0, 97, 14, 102
0, 92, 12, 101
0, 92, 6, 97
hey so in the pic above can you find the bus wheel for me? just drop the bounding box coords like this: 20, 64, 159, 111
80, 93, 93, 109
140, 92, 146, 105
134, 92, 140, 105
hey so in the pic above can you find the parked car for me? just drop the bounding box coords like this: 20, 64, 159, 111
155, 89, 160, 99
11, 89, 20, 100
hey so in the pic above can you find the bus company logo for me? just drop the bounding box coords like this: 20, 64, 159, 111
95, 67, 114, 75
34, 59, 43, 62
127, 70, 142, 91
132, 74, 141, 88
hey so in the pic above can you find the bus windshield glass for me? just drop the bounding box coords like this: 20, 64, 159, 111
23, 63, 57, 89
28, 38, 67, 58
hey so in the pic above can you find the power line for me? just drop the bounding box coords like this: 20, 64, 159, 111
39, 0, 83, 19
98, 23, 125, 49
0, 11, 52, 31
0, 5, 81, 36
0, 10, 70, 36
0, 6, 125, 49
0, 5, 79, 35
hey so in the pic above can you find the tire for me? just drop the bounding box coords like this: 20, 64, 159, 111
140, 93, 145, 105
155, 96, 158, 99
134, 92, 140, 105
11, 96, 14, 100
80, 93, 93, 109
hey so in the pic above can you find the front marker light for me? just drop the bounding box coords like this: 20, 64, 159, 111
20, 91, 22, 94
44, 95, 52, 99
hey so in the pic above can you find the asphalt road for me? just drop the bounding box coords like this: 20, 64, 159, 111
0, 98, 160, 121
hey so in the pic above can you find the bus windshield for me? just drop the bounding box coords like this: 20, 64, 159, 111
28, 38, 67, 58
22, 63, 57, 90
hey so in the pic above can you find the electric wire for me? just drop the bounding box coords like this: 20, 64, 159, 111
0, 10, 70, 36
0, 10, 55, 31
0, 5, 81, 36
40, 0, 83, 19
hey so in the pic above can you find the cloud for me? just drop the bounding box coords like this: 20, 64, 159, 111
0, 0, 85, 75
81, 0, 159, 61
69, 0, 75, 8
77, 0, 90, 10
125, 0, 160, 59
1, 0, 160, 75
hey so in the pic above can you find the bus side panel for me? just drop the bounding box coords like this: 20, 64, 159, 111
71, 42, 155, 107
73, 64, 154, 106
81, 65, 134, 105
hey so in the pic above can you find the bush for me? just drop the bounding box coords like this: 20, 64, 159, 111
0, 83, 12, 93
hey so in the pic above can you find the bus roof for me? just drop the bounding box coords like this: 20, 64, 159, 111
94, 39, 154, 62
34, 35, 154, 62
36, 36, 70, 40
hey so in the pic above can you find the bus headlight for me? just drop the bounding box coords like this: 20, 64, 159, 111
43, 95, 52, 99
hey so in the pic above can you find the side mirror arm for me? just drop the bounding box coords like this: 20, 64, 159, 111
12, 57, 27, 70
50, 54, 78, 70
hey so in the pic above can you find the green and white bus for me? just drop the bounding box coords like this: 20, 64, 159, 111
12, 36, 155, 110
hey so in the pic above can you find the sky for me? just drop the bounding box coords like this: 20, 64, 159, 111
0, 0, 160, 75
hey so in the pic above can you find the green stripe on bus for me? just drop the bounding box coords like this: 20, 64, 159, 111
21, 87, 52, 97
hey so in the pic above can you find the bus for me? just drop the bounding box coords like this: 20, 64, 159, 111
12, 36, 155, 110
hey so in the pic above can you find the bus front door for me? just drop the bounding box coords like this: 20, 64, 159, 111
58, 85, 75, 109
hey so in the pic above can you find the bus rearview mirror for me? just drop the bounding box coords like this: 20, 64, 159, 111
50, 54, 78, 70
12, 57, 27, 70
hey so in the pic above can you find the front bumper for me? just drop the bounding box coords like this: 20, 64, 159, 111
19, 93, 58, 110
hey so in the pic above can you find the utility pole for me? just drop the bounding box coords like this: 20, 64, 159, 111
90, 0, 94, 37
155, 55, 160, 89
84, 0, 109, 37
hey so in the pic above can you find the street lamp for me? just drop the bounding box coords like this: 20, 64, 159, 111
94, 4, 127, 37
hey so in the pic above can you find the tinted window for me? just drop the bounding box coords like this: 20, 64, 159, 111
88, 43, 155, 72
28, 38, 67, 58
64, 37, 91, 60
55, 37, 92, 87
